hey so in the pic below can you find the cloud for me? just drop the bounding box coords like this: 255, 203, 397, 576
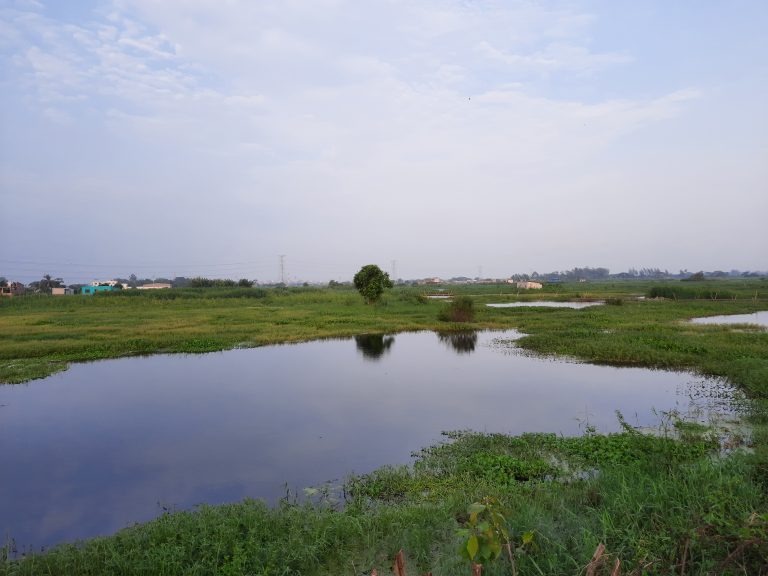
2, 0, 764, 281
476, 40, 632, 74
2, 0, 654, 139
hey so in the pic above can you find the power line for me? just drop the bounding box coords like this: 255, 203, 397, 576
0, 258, 273, 269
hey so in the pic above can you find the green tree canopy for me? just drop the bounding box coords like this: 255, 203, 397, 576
353, 264, 392, 304
31, 274, 64, 294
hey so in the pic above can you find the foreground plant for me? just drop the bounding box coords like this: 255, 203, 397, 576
457, 497, 535, 575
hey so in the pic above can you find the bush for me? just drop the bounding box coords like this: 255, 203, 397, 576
682, 271, 706, 282
438, 296, 475, 322
395, 288, 429, 305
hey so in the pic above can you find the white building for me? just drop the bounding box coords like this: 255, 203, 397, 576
517, 281, 543, 289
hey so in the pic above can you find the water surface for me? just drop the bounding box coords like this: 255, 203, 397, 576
0, 331, 734, 551
690, 311, 768, 327
486, 301, 603, 309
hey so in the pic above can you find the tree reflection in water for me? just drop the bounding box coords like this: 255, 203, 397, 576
437, 331, 478, 354
354, 334, 395, 360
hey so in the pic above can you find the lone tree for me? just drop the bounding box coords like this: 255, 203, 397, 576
353, 264, 392, 304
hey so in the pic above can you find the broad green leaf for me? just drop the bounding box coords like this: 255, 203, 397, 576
467, 535, 479, 560
522, 531, 535, 545
468, 503, 487, 514
490, 539, 503, 558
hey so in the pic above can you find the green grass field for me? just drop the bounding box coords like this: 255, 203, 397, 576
2, 279, 767, 574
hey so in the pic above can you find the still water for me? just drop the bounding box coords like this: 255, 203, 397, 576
690, 310, 768, 328
486, 301, 603, 309
0, 331, 735, 551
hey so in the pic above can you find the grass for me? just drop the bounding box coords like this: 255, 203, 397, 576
2, 279, 767, 574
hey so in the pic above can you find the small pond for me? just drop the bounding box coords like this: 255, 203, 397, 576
690, 311, 768, 328
0, 330, 737, 551
486, 301, 604, 309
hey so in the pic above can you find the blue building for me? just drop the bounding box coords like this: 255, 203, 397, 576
81, 284, 117, 295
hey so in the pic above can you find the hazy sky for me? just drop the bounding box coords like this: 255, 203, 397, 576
1, 0, 766, 283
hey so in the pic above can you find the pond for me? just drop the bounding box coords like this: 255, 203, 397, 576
486, 301, 603, 309
0, 331, 737, 552
690, 310, 768, 328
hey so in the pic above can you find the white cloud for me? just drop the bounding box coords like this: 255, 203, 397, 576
475, 40, 632, 74
41, 105, 72, 123
1, 0, 765, 280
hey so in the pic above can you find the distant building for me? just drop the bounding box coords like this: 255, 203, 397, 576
136, 283, 172, 290
0, 282, 26, 297
82, 283, 118, 295
51, 287, 74, 296
517, 281, 543, 290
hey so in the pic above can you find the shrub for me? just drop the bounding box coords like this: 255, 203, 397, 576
438, 296, 475, 322
682, 271, 706, 282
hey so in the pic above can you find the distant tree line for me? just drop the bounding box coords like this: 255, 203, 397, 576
108, 276, 255, 288
186, 277, 254, 288
613, 268, 669, 279
511, 267, 611, 281
510, 268, 765, 282
1, 267, 765, 295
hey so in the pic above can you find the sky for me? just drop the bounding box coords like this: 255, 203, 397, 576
1, 0, 766, 284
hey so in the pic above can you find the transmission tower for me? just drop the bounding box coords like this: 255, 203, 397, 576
279, 255, 286, 285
